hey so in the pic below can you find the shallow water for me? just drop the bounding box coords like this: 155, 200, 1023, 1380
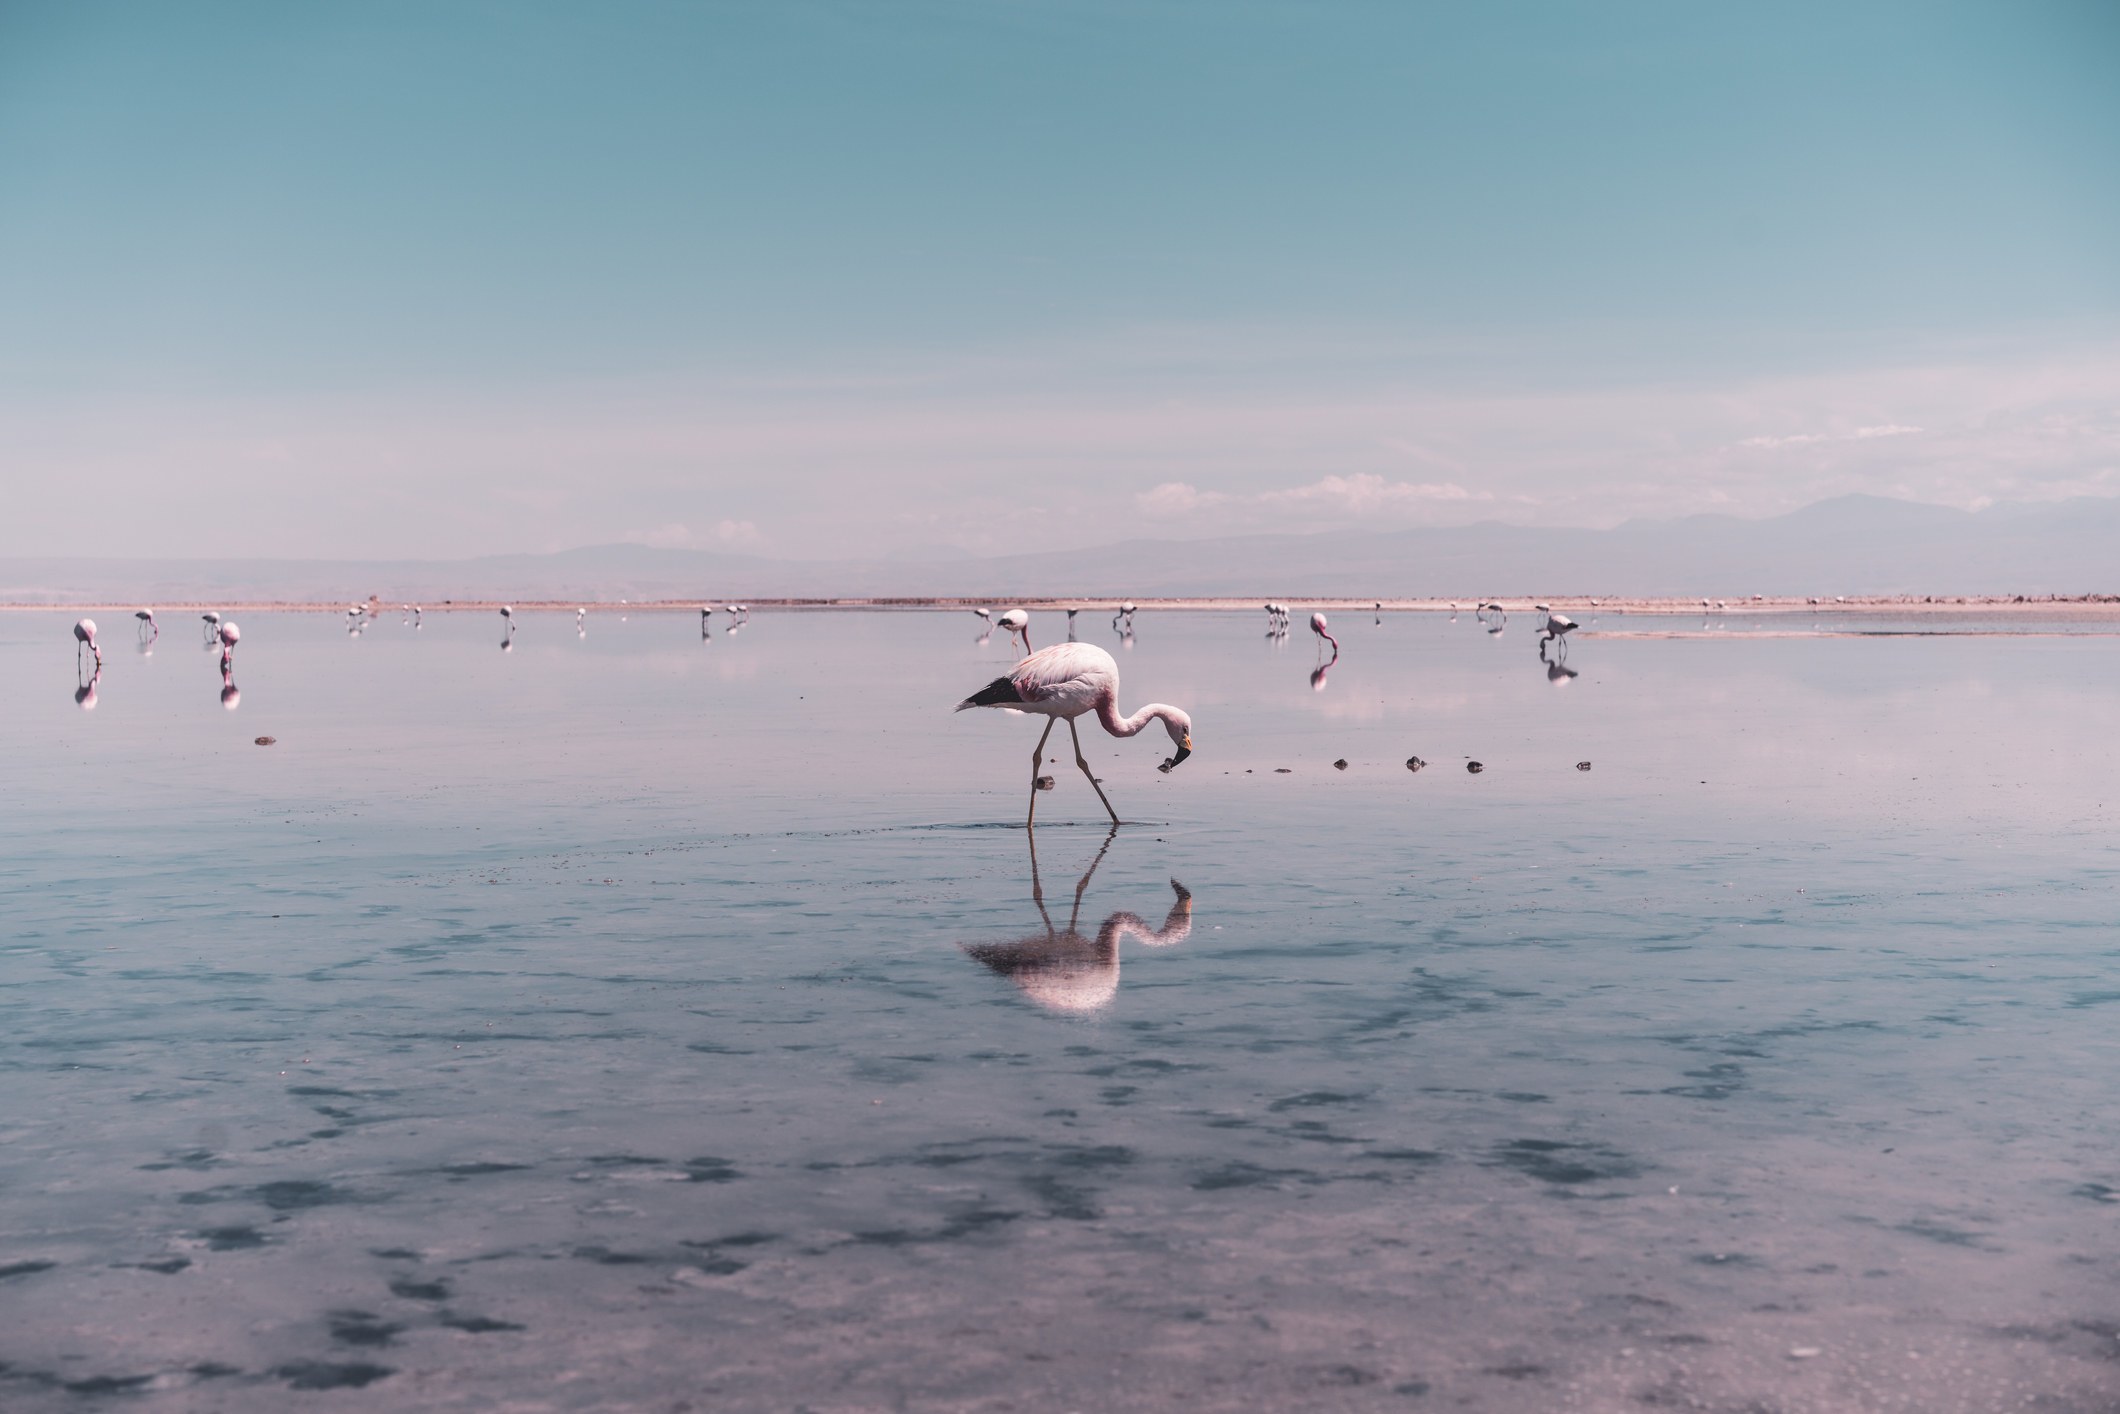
4, 607, 2119, 1412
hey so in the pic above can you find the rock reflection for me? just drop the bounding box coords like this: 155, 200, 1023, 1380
963, 828, 1192, 1013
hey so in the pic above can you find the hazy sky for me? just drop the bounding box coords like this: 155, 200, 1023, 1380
2, 0, 2115, 561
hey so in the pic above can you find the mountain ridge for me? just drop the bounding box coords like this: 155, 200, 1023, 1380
4, 494, 2114, 603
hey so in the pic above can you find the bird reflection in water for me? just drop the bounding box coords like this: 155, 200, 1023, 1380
220, 673, 241, 710
75, 666, 100, 710
1477, 602, 1506, 636
963, 828, 1192, 1013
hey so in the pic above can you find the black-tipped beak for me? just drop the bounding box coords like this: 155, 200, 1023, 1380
1158, 743, 1192, 774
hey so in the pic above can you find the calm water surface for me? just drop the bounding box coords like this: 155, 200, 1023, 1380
4, 608, 2118, 1412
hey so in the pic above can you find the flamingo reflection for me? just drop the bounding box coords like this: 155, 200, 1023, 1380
75, 664, 100, 710
963, 828, 1193, 1013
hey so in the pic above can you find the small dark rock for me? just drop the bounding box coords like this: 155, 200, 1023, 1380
1576, 760, 1592, 771
1035, 776, 1055, 791
1466, 761, 1484, 774
254, 736, 276, 746
1274, 768, 1292, 774
1405, 756, 1426, 772
1333, 759, 1348, 770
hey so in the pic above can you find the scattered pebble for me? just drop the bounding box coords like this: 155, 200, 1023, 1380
1035, 776, 1055, 791
1405, 756, 1426, 772
254, 736, 276, 746
1333, 759, 1348, 770
1466, 761, 1484, 774
1576, 760, 1591, 771
1789, 1347, 1822, 1359
1274, 768, 1292, 774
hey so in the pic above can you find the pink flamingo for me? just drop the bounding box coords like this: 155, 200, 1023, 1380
73, 618, 101, 672
217, 621, 240, 672
996, 608, 1030, 651
956, 641, 1193, 826
1309, 611, 1338, 691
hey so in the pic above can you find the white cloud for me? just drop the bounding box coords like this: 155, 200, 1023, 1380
1257, 473, 1486, 514
1134, 482, 1228, 515
1739, 424, 1923, 450
1135, 472, 1487, 529
715, 519, 765, 548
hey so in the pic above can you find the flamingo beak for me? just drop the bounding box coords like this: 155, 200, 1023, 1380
1158, 736, 1193, 773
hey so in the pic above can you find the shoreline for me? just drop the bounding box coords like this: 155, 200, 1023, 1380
6, 594, 2119, 616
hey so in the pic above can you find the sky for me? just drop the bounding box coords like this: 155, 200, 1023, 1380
1, 0, 2115, 562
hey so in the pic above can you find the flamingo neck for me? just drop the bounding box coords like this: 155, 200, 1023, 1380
1096, 693, 1176, 739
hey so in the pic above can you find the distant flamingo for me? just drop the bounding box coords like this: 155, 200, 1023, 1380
997, 609, 1030, 651
1112, 601, 1135, 632
956, 641, 1192, 827
1309, 612, 1338, 691
135, 609, 157, 643
971, 607, 991, 622
74, 618, 100, 671
1535, 604, 1577, 645
201, 611, 222, 646
217, 621, 239, 665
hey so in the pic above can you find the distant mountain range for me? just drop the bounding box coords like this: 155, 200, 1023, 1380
4, 495, 2116, 603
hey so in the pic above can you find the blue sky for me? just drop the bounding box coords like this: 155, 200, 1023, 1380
2, 0, 2115, 560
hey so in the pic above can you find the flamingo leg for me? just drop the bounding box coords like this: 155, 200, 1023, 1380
1027, 716, 1057, 828
1067, 716, 1121, 825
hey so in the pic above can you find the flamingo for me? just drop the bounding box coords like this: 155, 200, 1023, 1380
135, 609, 157, 642
996, 608, 1030, 651
1067, 608, 1079, 640
1310, 612, 1336, 657
971, 607, 991, 622
217, 621, 239, 669
956, 641, 1192, 827
1112, 601, 1135, 632
500, 605, 514, 628
201, 611, 221, 645
74, 618, 100, 671
411, 605, 423, 628
1535, 604, 1577, 643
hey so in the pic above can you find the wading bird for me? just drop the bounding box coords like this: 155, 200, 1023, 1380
135, 609, 157, 642
1535, 604, 1577, 645
74, 618, 100, 671
201, 611, 222, 646
1309, 612, 1338, 690
217, 621, 240, 672
996, 609, 1030, 651
956, 642, 1192, 827
1310, 611, 1337, 657
1112, 601, 1135, 633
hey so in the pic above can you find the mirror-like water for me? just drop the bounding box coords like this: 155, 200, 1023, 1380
4, 607, 2118, 1411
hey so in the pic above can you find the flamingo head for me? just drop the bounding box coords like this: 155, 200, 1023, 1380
1155, 708, 1194, 773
